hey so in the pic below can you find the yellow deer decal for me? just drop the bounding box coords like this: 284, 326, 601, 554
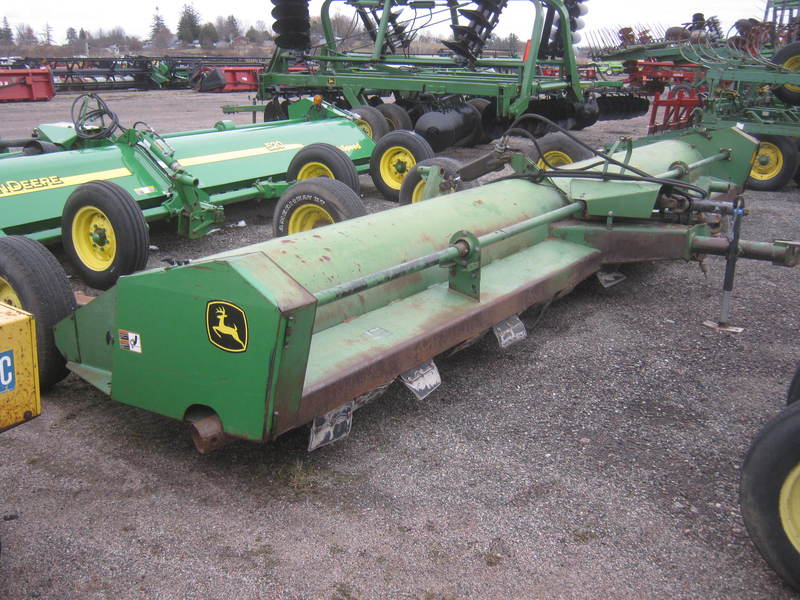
212, 306, 245, 349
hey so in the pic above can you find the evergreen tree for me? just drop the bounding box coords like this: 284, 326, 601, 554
224, 15, 240, 41
177, 4, 201, 44
0, 17, 13, 45
66, 27, 78, 45
199, 22, 219, 49
40, 23, 54, 45
150, 11, 167, 40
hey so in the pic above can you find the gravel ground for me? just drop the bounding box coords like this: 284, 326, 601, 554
1, 90, 799, 599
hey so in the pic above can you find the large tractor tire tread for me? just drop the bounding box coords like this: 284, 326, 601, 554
772, 42, 800, 106
747, 135, 799, 191
273, 177, 367, 237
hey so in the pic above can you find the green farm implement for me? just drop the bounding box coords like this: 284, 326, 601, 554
2, 123, 798, 445
0, 94, 439, 289
226, 0, 647, 152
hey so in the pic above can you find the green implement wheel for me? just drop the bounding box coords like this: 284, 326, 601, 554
287, 142, 361, 194
370, 130, 435, 202
376, 103, 413, 131
61, 181, 149, 290
0, 236, 76, 391
741, 399, 800, 592
399, 157, 475, 205
528, 132, 595, 169
351, 105, 390, 141
273, 178, 367, 237
747, 135, 799, 191
772, 42, 800, 106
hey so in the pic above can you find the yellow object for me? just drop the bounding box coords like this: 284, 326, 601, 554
0, 304, 40, 433
781, 55, 800, 93
71, 205, 118, 271
288, 204, 335, 234
780, 462, 800, 553
379, 145, 416, 190
537, 150, 574, 169
297, 161, 335, 180
750, 141, 784, 181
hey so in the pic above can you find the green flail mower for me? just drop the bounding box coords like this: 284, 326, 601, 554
225, 0, 648, 151
1, 124, 799, 591
0, 93, 439, 289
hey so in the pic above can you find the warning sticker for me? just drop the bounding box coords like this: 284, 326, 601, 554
118, 330, 143, 353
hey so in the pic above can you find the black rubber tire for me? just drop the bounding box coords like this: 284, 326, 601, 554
788, 364, 800, 405
351, 105, 390, 141
0, 236, 76, 391
772, 42, 800, 106
273, 178, 367, 237
376, 103, 413, 131
287, 143, 361, 194
740, 400, 800, 592
746, 135, 799, 192
528, 132, 595, 168
398, 157, 475, 205
370, 130, 435, 202
61, 181, 149, 290
467, 98, 491, 144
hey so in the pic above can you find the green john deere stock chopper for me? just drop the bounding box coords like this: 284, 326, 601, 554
0, 93, 439, 289
227, 0, 648, 159
2, 121, 799, 589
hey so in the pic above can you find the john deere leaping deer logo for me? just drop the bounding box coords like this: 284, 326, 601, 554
206, 301, 248, 353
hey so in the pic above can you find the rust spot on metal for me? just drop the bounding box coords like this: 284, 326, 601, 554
473, 199, 484, 205
281, 239, 294, 244
320, 255, 331, 262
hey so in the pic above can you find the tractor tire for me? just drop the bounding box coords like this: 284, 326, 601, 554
351, 105, 390, 141
467, 98, 491, 144
399, 157, 475, 205
62, 181, 149, 290
528, 132, 595, 169
747, 135, 799, 191
376, 103, 413, 131
740, 399, 800, 592
273, 178, 367, 237
370, 130, 435, 202
0, 236, 76, 391
772, 42, 800, 106
788, 364, 800, 405
287, 143, 361, 194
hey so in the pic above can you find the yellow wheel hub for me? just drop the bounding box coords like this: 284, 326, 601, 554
0, 276, 22, 308
537, 150, 573, 169
297, 161, 335, 180
750, 142, 784, 181
288, 204, 335, 234
355, 119, 373, 139
71, 205, 117, 272
782, 55, 800, 93
380, 146, 416, 190
780, 462, 800, 553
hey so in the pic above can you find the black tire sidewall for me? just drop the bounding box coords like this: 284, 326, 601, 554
788, 364, 800, 405
398, 156, 472, 205
61, 181, 149, 290
287, 143, 361, 194
376, 103, 413, 131
772, 42, 800, 106
740, 401, 800, 591
273, 178, 367, 237
746, 135, 799, 191
351, 105, 390, 141
370, 130, 435, 201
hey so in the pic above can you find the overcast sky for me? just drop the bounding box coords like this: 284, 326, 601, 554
2, 0, 769, 45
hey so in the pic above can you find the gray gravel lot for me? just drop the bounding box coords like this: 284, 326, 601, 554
1, 90, 799, 599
